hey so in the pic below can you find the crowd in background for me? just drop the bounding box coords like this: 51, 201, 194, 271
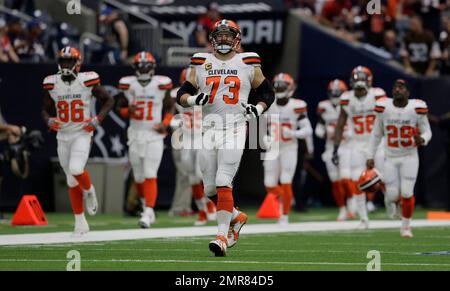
288, 0, 450, 76
2, 0, 450, 76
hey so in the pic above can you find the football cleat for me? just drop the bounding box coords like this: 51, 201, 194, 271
206, 200, 217, 221
72, 214, 89, 237
227, 211, 248, 248
84, 186, 98, 216
194, 211, 207, 226
400, 226, 413, 238
278, 214, 289, 226
209, 235, 228, 257
337, 207, 348, 221
356, 219, 369, 230
138, 207, 155, 228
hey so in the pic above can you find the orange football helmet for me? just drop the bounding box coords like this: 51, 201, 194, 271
358, 168, 382, 192
273, 73, 296, 99
58, 46, 82, 77
327, 79, 348, 106
209, 19, 241, 54
133, 51, 156, 81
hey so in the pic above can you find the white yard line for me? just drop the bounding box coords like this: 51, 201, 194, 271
0, 220, 449, 246
1, 258, 450, 267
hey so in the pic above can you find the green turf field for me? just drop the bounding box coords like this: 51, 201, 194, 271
1, 208, 450, 271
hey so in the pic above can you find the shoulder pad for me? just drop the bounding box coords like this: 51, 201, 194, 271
241, 52, 261, 66
374, 98, 389, 113
292, 98, 308, 114
154, 75, 173, 90
81, 71, 101, 87
414, 99, 428, 115
373, 87, 387, 100
340, 91, 351, 105
190, 53, 209, 66
317, 100, 330, 113
43, 74, 56, 90
118, 76, 135, 91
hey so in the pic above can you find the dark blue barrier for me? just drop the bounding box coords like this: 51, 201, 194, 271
298, 21, 450, 208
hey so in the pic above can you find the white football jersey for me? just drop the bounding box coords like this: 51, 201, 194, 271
190, 52, 260, 129
369, 98, 432, 157
43, 71, 100, 140
317, 99, 350, 150
340, 88, 385, 146
118, 75, 172, 142
266, 98, 308, 148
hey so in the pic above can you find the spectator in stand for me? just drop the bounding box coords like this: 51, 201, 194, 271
360, 10, 395, 48
0, 18, 20, 63
4, 0, 35, 16
409, 0, 447, 38
439, 19, 450, 75
319, 0, 358, 41
7, 17, 24, 45
13, 18, 47, 63
97, 6, 133, 64
194, 2, 221, 48
319, 0, 353, 29
286, 0, 317, 15
400, 15, 441, 76
382, 29, 402, 61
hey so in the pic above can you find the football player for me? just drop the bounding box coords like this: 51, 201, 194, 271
170, 68, 216, 226
116, 51, 174, 228
367, 79, 432, 237
354, 66, 387, 213
263, 73, 313, 225
42, 46, 114, 235
332, 66, 385, 229
316, 79, 354, 221
177, 19, 275, 256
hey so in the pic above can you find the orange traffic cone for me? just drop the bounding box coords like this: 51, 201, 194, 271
11, 195, 48, 226
257, 192, 281, 219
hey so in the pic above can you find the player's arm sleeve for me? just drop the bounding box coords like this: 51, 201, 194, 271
253, 78, 275, 111
419, 115, 432, 146
305, 134, 314, 155
293, 115, 313, 139
367, 103, 385, 159
315, 105, 326, 139
417, 106, 432, 146
315, 122, 326, 139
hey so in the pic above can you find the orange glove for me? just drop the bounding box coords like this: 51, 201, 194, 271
47, 118, 62, 132
83, 116, 100, 132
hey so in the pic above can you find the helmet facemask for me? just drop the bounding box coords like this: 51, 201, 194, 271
328, 89, 343, 106
210, 29, 240, 55
274, 80, 294, 99
58, 57, 80, 78
134, 61, 155, 82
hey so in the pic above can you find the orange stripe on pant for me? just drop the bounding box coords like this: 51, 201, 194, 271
136, 182, 144, 198
73, 170, 92, 190
332, 181, 346, 207
143, 178, 158, 208
192, 184, 205, 200
69, 185, 84, 214
280, 184, 293, 215
217, 187, 234, 212
401, 196, 415, 218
